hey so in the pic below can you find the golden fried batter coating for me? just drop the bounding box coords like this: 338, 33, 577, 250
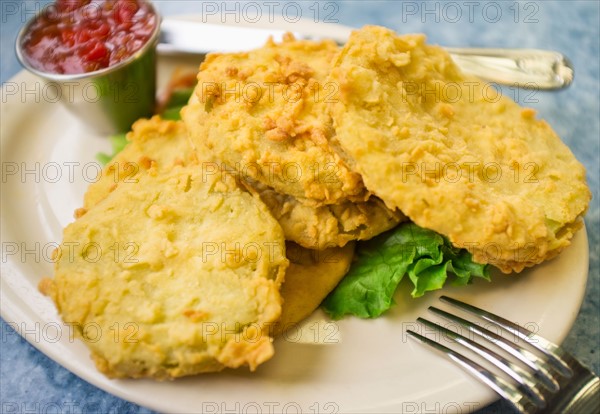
88, 116, 400, 249
274, 242, 355, 336
247, 180, 404, 249
83, 116, 195, 211
182, 35, 367, 205
44, 166, 288, 379
328, 26, 590, 273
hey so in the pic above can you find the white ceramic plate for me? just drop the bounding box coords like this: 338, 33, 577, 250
1, 18, 589, 414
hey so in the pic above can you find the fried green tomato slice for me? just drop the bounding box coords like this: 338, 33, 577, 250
86, 116, 401, 250
42, 166, 288, 379
82, 116, 196, 212
246, 180, 404, 250
273, 242, 355, 336
182, 34, 368, 206
328, 26, 590, 273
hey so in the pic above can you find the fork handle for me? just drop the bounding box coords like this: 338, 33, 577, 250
551, 373, 600, 414
446, 48, 574, 90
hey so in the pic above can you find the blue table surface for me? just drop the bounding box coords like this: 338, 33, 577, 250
1, 1, 598, 413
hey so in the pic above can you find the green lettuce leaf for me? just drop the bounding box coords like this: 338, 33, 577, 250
166, 87, 195, 108
161, 105, 185, 121
162, 87, 196, 120
322, 222, 490, 319
96, 133, 127, 165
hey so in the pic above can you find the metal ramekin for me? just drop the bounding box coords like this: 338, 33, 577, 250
15, 1, 161, 135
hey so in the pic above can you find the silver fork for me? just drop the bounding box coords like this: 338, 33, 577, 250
407, 296, 600, 413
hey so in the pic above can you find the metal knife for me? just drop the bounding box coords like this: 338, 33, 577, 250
158, 18, 573, 90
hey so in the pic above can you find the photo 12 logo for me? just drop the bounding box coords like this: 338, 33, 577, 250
1, 320, 139, 345
401, 401, 481, 413
198, 1, 340, 24
1, 241, 139, 265
2, 161, 102, 184
200, 401, 340, 414
1, 80, 143, 105
400, 1, 540, 24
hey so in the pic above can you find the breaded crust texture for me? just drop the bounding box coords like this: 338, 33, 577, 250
328, 26, 590, 273
274, 242, 355, 336
45, 164, 288, 379
182, 35, 367, 205
85, 116, 401, 249
249, 180, 404, 249
82, 116, 195, 211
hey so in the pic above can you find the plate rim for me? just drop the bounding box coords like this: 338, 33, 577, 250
0, 17, 591, 414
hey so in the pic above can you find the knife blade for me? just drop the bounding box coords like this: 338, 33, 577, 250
158, 18, 573, 90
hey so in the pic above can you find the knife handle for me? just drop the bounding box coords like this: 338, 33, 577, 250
158, 17, 574, 91
446, 47, 573, 90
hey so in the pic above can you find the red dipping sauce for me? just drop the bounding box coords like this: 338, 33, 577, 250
21, 0, 157, 74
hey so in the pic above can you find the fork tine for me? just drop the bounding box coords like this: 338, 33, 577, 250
439, 296, 573, 377
428, 305, 560, 392
407, 329, 540, 414
411, 297, 600, 414
417, 317, 547, 409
